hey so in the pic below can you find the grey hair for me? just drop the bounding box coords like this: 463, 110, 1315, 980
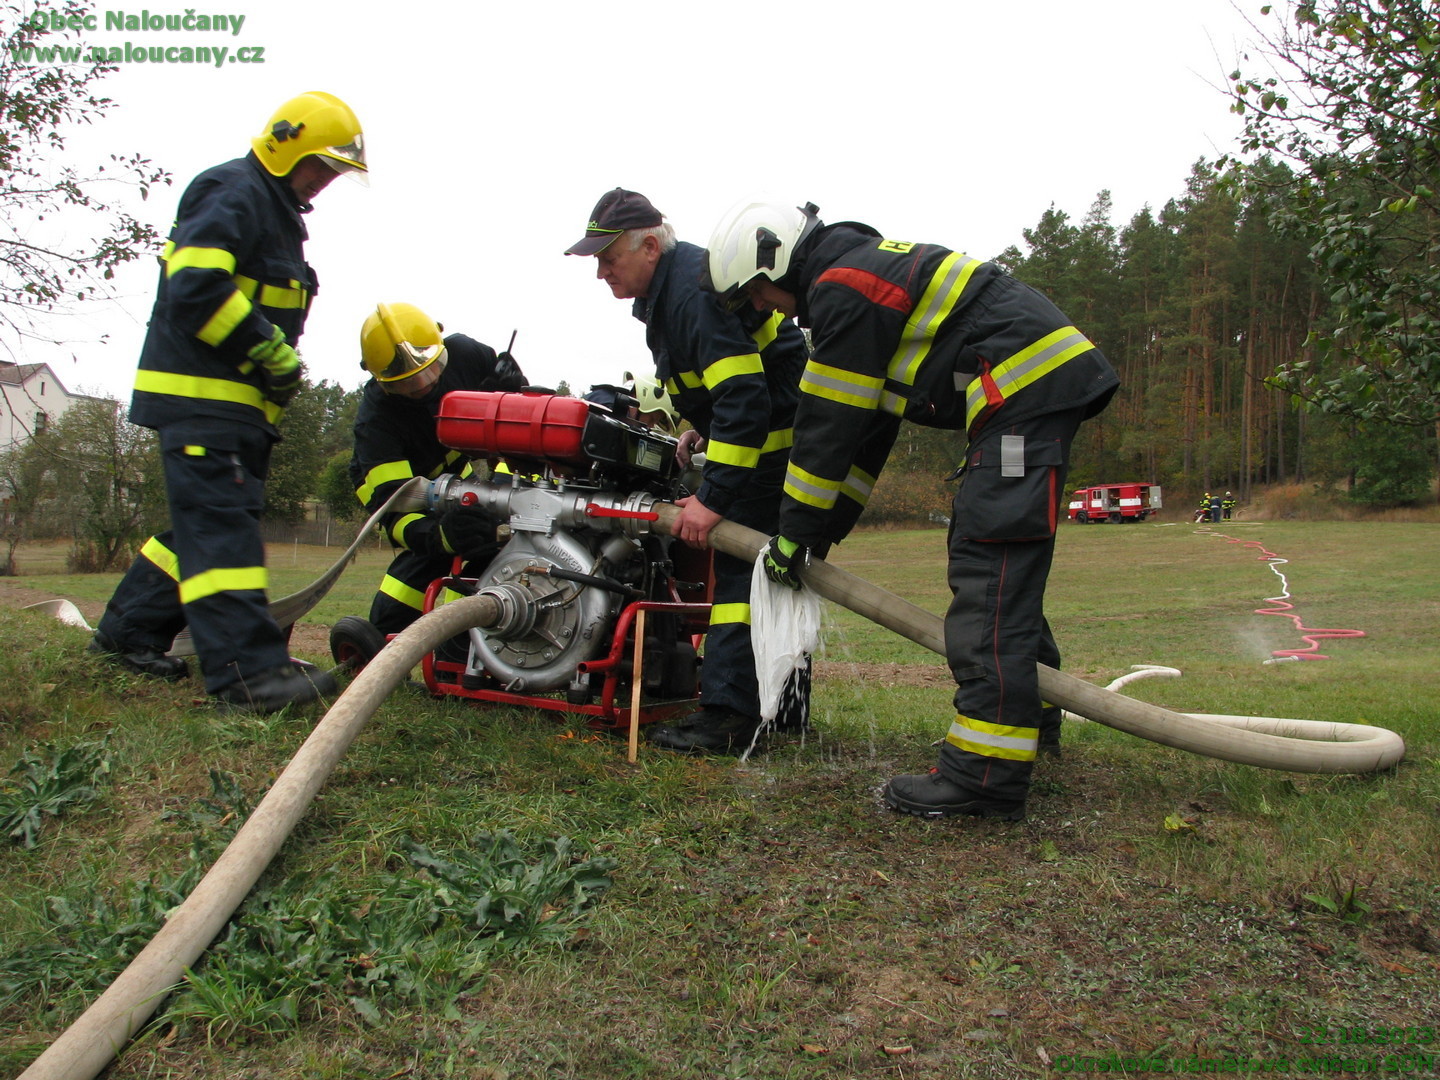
626, 222, 677, 253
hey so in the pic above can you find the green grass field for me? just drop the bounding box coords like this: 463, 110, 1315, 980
1, 519, 1437, 1079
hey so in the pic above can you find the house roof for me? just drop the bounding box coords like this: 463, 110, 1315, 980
0, 360, 109, 403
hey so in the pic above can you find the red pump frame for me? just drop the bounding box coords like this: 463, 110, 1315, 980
412, 558, 711, 733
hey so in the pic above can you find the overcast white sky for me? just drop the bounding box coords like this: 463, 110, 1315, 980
14, 0, 1268, 404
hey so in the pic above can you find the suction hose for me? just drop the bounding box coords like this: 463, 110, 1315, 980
17, 593, 499, 1080
651, 505, 1405, 776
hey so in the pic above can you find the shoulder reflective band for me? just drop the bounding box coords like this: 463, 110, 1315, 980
888, 252, 984, 389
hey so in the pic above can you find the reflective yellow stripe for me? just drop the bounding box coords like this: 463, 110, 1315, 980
889, 252, 983, 388
709, 602, 750, 627
702, 352, 764, 390
964, 326, 1094, 430
800, 359, 884, 409
140, 536, 181, 581
783, 461, 841, 510
179, 566, 268, 605
183, 445, 206, 456
380, 574, 426, 612
676, 370, 704, 390
761, 427, 793, 454
357, 460, 414, 505
133, 369, 282, 425
841, 466, 876, 507
164, 246, 237, 277
750, 311, 783, 350
390, 512, 425, 548
233, 275, 310, 310
196, 290, 252, 347
705, 439, 761, 469
944, 714, 1039, 762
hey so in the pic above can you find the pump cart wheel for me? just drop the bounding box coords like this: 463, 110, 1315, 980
330, 616, 387, 671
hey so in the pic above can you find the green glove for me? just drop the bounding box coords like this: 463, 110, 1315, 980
248, 326, 301, 406
762, 534, 805, 589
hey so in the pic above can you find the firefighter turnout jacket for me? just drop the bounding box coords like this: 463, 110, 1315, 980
129, 153, 315, 437
780, 223, 1119, 547
349, 336, 524, 629
634, 241, 808, 517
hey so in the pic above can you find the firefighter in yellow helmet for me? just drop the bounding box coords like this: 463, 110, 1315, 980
348, 303, 526, 637
92, 92, 366, 714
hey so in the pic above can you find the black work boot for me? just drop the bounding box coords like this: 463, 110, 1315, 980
214, 663, 337, 715
882, 769, 1026, 821
88, 632, 189, 681
1037, 704, 1063, 758
647, 706, 762, 755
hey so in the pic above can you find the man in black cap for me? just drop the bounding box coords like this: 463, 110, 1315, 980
565, 188, 810, 753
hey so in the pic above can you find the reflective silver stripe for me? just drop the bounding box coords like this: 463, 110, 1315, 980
841, 468, 875, 506
783, 464, 840, 510
965, 327, 1093, 427
800, 360, 884, 409
889, 252, 983, 387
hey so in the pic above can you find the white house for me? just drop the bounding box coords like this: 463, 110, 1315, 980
0, 361, 110, 451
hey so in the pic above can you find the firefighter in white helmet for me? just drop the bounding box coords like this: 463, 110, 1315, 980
704, 197, 1120, 820
348, 303, 526, 636
92, 91, 366, 714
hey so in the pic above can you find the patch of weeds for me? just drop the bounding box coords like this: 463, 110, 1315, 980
168, 830, 618, 1034
0, 738, 112, 848
1301, 868, 1374, 925
399, 831, 618, 945
0, 857, 201, 1010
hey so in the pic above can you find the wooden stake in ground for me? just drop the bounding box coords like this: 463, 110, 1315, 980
627, 607, 646, 764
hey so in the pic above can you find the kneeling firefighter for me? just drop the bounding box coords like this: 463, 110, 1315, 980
348, 302, 526, 635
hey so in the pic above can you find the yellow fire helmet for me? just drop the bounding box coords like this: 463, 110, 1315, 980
360, 303, 449, 385
632, 374, 679, 432
252, 91, 367, 182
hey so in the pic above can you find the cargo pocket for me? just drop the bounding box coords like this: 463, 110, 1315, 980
950, 435, 1066, 541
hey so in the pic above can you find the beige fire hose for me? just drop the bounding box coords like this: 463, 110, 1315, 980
650, 505, 1405, 775
19, 503, 1403, 1080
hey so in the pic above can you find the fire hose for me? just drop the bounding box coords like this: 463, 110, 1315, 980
17, 506, 1405, 1080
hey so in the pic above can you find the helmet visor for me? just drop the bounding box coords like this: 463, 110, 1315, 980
718, 279, 756, 314
319, 134, 368, 185
377, 341, 446, 382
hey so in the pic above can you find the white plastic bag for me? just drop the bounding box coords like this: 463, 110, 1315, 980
749, 551, 821, 725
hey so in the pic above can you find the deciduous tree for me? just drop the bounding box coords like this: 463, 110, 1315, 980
0, 1, 170, 355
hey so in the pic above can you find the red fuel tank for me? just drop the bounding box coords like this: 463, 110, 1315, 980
436, 391, 591, 464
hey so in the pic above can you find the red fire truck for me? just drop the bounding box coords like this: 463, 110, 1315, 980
1067, 483, 1162, 523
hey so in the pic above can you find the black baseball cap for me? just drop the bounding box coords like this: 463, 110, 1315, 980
565, 188, 664, 256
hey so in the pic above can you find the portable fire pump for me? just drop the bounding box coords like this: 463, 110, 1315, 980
328, 390, 713, 732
